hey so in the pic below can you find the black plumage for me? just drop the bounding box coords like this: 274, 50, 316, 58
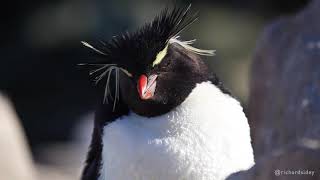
84, 5, 198, 72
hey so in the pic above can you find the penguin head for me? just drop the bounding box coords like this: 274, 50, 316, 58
82, 5, 216, 117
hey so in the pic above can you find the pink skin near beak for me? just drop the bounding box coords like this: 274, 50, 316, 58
137, 74, 158, 100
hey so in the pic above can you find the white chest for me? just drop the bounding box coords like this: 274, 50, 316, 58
99, 82, 254, 180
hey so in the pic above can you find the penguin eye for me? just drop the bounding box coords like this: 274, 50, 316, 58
152, 44, 169, 67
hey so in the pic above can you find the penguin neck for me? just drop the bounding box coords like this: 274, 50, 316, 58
117, 81, 236, 136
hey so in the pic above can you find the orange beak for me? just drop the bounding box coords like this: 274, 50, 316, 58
137, 74, 158, 100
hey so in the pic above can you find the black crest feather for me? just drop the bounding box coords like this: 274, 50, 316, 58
79, 4, 205, 109
81, 4, 198, 67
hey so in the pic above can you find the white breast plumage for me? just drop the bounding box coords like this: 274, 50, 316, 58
99, 81, 254, 180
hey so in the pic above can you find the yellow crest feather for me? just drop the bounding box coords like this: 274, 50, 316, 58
152, 45, 169, 67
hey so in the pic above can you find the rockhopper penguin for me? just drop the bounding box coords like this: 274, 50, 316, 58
81, 5, 254, 180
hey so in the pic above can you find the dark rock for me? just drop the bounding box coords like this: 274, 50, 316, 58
227, 142, 320, 180
249, 0, 320, 159
228, 0, 320, 179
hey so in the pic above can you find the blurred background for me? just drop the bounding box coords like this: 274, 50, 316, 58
0, 0, 311, 179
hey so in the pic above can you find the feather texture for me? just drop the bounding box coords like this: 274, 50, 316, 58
80, 4, 215, 109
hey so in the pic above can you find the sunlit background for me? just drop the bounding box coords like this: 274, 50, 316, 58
0, 0, 310, 179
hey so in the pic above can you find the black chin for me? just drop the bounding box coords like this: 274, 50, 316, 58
120, 74, 174, 117
120, 79, 170, 117
130, 100, 174, 117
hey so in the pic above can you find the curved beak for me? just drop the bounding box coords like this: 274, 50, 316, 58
137, 74, 158, 100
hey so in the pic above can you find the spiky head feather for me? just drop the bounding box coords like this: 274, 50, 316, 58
82, 5, 214, 67
81, 4, 215, 108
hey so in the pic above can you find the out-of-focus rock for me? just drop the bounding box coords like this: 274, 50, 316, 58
228, 141, 320, 180
249, 0, 320, 157
0, 93, 77, 180
0, 93, 36, 180
228, 0, 320, 179
36, 164, 75, 180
